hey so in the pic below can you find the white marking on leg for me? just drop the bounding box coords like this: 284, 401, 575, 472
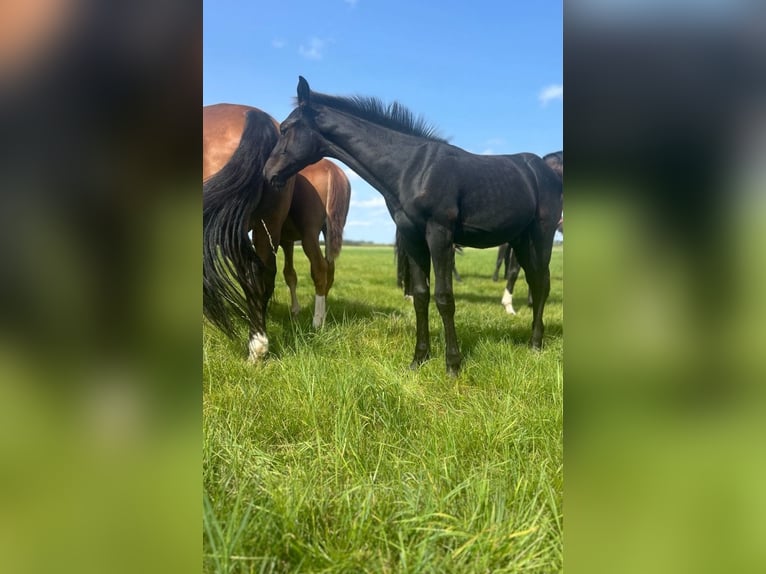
501, 288, 516, 315
247, 332, 269, 362
312, 295, 326, 328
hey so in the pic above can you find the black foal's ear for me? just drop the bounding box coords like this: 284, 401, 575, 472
297, 76, 310, 106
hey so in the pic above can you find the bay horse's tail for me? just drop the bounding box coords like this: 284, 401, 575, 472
203, 110, 277, 338
323, 161, 351, 262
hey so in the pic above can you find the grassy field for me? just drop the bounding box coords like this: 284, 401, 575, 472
203, 245, 563, 573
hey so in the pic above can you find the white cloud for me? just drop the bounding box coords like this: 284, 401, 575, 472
344, 0, 358, 6
272, 39, 286, 49
351, 197, 386, 208
539, 84, 563, 106
346, 218, 394, 228
299, 37, 325, 60
342, 168, 363, 182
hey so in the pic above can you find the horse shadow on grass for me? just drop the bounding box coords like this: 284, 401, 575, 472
214, 292, 561, 365
455, 317, 563, 360
453, 290, 562, 310
264, 296, 404, 357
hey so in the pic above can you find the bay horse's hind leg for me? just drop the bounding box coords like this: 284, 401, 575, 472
245, 248, 273, 362
242, 252, 269, 363
281, 240, 301, 317
322, 225, 336, 296
249, 220, 282, 362
301, 234, 330, 328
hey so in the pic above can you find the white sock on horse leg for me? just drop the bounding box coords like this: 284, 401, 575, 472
501, 288, 516, 315
247, 332, 269, 362
313, 295, 326, 328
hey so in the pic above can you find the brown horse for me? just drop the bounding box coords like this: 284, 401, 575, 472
203, 103, 291, 362
203, 103, 350, 362
279, 159, 350, 328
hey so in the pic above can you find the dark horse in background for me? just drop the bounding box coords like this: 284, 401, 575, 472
203, 104, 350, 362
265, 77, 562, 375
495, 151, 563, 314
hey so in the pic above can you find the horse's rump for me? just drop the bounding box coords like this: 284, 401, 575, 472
202, 105, 278, 337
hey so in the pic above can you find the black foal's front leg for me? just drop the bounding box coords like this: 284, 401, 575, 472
407, 252, 431, 368
427, 224, 461, 375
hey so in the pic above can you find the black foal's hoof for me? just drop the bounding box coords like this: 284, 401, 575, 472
409, 353, 429, 370
528, 339, 543, 351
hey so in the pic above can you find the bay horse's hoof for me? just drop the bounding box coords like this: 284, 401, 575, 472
247, 332, 269, 362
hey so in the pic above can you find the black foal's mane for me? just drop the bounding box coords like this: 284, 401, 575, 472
300, 91, 448, 143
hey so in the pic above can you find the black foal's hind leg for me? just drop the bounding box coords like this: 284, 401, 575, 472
510, 249, 533, 307
511, 237, 549, 349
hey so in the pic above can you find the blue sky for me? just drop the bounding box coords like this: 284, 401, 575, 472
204, 1, 562, 244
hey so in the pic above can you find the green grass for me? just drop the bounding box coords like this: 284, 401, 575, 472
203, 245, 563, 573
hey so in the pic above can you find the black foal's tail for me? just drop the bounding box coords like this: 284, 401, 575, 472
542, 150, 563, 180
394, 229, 412, 296
203, 110, 278, 338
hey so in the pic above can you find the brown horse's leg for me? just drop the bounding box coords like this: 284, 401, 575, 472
248, 222, 278, 361
300, 235, 329, 328
326, 259, 336, 298
281, 240, 301, 317
426, 222, 461, 375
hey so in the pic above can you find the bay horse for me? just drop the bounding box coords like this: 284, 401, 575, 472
203, 104, 289, 362
265, 77, 562, 375
203, 104, 350, 362
280, 159, 350, 328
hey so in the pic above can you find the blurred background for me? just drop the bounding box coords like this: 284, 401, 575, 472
565, 1, 766, 572
1, 1, 764, 572
0, 1, 200, 572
